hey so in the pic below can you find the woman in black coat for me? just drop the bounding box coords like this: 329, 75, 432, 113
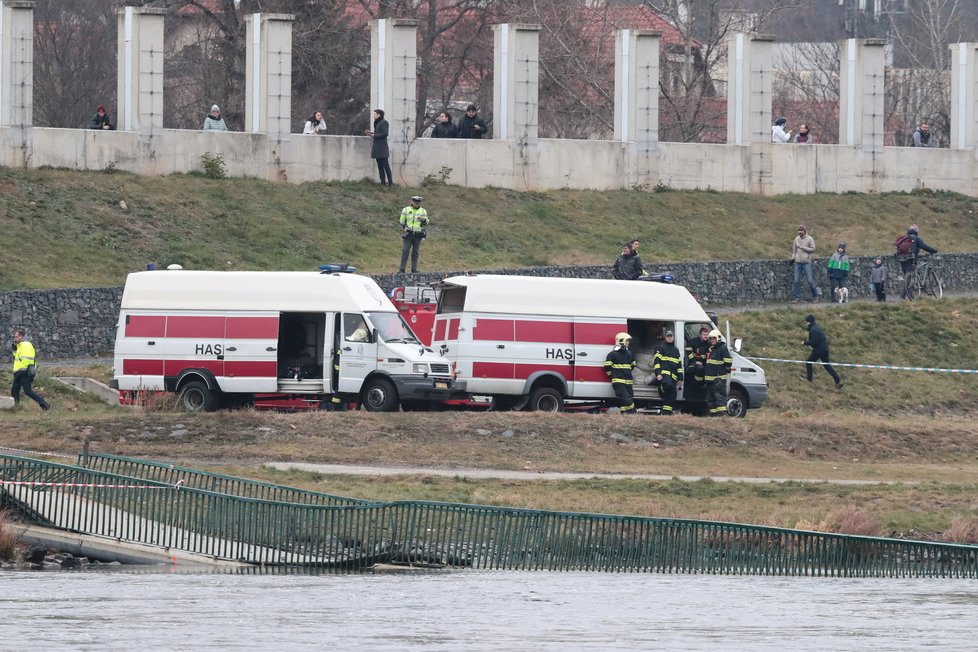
365, 108, 393, 187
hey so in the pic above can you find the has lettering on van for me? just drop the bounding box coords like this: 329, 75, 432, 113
546, 348, 574, 360
195, 343, 224, 356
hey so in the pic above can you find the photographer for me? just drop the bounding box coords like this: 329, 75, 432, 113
398, 195, 429, 274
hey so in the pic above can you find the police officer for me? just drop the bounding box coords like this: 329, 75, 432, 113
398, 195, 429, 274
604, 332, 636, 414
704, 329, 731, 417
11, 328, 50, 411
653, 330, 683, 415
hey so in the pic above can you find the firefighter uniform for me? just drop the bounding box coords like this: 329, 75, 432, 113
652, 332, 683, 414
684, 329, 711, 402
398, 196, 429, 273
604, 333, 636, 414
704, 330, 732, 417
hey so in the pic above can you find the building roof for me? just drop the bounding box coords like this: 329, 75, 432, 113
121, 271, 396, 313
440, 275, 710, 322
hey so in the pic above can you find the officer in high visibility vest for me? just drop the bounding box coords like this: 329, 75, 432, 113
398, 195, 429, 274
704, 329, 731, 417
652, 330, 683, 415
11, 328, 50, 411
604, 332, 636, 414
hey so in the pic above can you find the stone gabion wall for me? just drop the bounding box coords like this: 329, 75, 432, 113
3, 254, 976, 360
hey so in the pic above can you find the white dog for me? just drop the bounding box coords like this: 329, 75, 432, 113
834, 286, 850, 304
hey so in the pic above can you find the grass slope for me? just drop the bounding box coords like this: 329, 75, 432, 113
1, 167, 978, 289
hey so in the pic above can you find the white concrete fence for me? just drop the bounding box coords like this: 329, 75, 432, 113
1, 2, 977, 196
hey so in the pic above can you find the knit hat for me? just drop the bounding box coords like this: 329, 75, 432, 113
805, 314, 816, 324
211, 104, 220, 113
775, 117, 787, 126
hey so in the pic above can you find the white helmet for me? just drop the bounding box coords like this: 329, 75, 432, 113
708, 329, 722, 340
615, 332, 632, 346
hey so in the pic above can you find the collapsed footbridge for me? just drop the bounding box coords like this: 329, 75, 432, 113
2, 452, 976, 577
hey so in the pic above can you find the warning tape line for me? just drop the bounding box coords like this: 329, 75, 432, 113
744, 356, 978, 374
1, 479, 183, 490
0, 446, 76, 460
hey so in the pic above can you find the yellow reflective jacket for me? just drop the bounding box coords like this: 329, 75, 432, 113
14, 340, 36, 372
399, 206, 429, 232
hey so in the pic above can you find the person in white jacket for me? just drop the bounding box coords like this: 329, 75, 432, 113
771, 116, 791, 144
303, 111, 327, 135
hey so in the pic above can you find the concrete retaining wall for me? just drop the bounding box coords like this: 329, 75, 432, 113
2, 254, 975, 360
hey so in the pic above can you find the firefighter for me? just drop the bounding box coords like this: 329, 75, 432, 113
604, 332, 636, 414
684, 326, 711, 402
704, 329, 732, 417
652, 330, 683, 415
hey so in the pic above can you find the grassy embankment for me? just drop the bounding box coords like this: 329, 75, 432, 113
1, 167, 978, 289
2, 167, 977, 540
2, 297, 977, 539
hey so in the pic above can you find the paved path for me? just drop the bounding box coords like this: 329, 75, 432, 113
266, 461, 906, 486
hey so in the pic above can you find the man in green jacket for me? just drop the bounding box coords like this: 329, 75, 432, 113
11, 328, 50, 410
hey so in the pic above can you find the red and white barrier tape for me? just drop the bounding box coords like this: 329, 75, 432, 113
1, 479, 183, 490
0, 445, 76, 460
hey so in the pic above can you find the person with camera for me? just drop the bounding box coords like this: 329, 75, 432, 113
398, 195, 429, 274
10, 328, 50, 411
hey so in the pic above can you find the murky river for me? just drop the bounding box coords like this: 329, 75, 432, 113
1, 569, 975, 650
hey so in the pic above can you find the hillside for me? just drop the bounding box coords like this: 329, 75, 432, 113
1, 167, 977, 290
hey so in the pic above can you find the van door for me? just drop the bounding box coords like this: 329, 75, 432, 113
571, 319, 623, 399
223, 313, 279, 392
163, 313, 226, 383
337, 313, 378, 393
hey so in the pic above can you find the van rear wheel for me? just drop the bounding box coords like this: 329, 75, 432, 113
525, 387, 564, 413
361, 377, 399, 412
179, 381, 218, 412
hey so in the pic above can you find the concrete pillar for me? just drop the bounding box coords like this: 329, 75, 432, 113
615, 29, 660, 144
0, 0, 34, 128
370, 19, 417, 151
116, 6, 165, 133
493, 24, 540, 142
950, 42, 978, 151
726, 33, 774, 145
245, 13, 294, 135
838, 38, 886, 148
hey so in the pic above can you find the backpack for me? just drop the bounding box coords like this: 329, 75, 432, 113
895, 234, 912, 255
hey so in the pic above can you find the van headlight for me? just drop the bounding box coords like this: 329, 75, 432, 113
413, 363, 428, 374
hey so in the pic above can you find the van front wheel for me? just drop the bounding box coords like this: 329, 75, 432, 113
362, 377, 399, 412
726, 387, 749, 418
525, 387, 564, 413
179, 381, 219, 412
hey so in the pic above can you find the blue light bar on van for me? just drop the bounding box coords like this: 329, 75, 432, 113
319, 263, 357, 273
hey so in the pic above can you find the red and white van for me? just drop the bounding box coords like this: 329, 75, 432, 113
428, 275, 767, 416
112, 269, 454, 411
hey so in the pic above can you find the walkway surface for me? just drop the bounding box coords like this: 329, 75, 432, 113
265, 461, 905, 486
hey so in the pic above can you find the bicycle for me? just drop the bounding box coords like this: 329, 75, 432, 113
903, 254, 944, 300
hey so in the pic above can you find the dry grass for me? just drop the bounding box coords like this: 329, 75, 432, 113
942, 518, 978, 544
0, 509, 20, 561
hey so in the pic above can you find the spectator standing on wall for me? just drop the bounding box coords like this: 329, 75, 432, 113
203, 105, 228, 131
89, 104, 114, 130
398, 195, 429, 274
365, 109, 393, 188
827, 242, 850, 296
793, 124, 812, 143
431, 112, 458, 138
802, 314, 843, 389
303, 111, 327, 135
629, 239, 645, 274
870, 256, 887, 302
612, 244, 642, 280
791, 225, 819, 303
10, 328, 50, 411
772, 116, 791, 144
457, 104, 487, 139
912, 122, 932, 147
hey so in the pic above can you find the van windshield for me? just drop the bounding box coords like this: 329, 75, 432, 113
366, 312, 420, 344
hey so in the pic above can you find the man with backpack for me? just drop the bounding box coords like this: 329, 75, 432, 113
896, 225, 938, 299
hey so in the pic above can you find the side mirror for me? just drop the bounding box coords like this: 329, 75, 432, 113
733, 338, 743, 353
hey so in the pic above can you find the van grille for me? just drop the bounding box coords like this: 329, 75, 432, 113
430, 363, 451, 375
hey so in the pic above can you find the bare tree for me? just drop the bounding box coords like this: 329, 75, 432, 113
773, 41, 840, 143
32, 0, 117, 128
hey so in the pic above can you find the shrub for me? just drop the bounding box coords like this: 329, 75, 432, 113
0, 509, 20, 561
942, 517, 978, 544
199, 152, 228, 179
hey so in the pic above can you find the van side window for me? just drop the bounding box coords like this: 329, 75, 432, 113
344, 314, 370, 342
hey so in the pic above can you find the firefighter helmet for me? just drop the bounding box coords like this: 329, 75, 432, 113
708, 329, 722, 340
615, 332, 632, 346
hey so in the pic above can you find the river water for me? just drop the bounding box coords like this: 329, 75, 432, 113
1, 569, 975, 650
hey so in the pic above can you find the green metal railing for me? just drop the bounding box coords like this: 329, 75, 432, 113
3, 453, 977, 576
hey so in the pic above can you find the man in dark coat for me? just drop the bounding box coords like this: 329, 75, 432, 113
612, 244, 642, 280
457, 104, 487, 139
803, 314, 842, 389
365, 108, 392, 187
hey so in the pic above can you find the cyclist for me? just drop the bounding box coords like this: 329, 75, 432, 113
898, 225, 937, 299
